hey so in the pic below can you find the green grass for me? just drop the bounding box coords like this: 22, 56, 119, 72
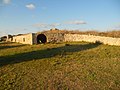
0, 42, 120, 90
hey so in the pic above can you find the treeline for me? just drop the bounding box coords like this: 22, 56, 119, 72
0, 36, 7, 42
45, 29, 120, 38
63, 30, 120, 38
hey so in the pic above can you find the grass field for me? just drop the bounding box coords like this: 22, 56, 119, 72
0, 42, 120, 90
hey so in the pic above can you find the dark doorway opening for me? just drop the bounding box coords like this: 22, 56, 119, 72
37, 34, 47, 44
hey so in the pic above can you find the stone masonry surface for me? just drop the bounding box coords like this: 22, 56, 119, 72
7, 31, 120, 46
64, 34, 120, 46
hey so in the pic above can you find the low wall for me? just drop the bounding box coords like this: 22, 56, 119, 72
64, 34, 120, 46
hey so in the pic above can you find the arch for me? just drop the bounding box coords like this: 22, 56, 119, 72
37, 34, 47, 44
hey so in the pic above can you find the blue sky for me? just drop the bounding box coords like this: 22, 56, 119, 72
0, 0, 120, 36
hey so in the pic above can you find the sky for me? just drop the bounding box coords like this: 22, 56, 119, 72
0, 0, 120, 36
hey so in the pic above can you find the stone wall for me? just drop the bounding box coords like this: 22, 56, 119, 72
43, 33, 65, 43
10, 32, 120, 46
32, 33, 38, 44
12, 33, 34, 45
64, 34, 120, 46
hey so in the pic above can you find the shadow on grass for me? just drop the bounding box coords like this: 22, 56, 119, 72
0, 43, 102, 67
0, 42, 26, 50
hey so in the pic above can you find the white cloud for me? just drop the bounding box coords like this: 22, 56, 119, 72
116, 24, 120, 28
3, 0, 11, 4
49, 23, 61, 27
33, 23, 48, 28
33, 23, 60, 28
65, 20, 87, 25
113, 24, 120, 30
26, 4, 35, 10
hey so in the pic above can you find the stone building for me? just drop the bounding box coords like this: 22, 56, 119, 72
11, 33, 36, 45
7, 29, 65, 45
6, 29, 120, 46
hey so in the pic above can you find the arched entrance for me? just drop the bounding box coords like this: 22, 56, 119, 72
37, 34, 47, 44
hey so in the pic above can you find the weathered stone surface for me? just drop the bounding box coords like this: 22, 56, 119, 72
7, 31, 120, 46
12, 33, 34, 45
65, 34, 120, 46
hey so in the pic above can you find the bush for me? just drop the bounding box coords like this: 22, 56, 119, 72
94, 40, 103, 45
65, 44, 70, 46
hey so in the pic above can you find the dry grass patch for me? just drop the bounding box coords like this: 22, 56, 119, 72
0, 42, 120, 90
